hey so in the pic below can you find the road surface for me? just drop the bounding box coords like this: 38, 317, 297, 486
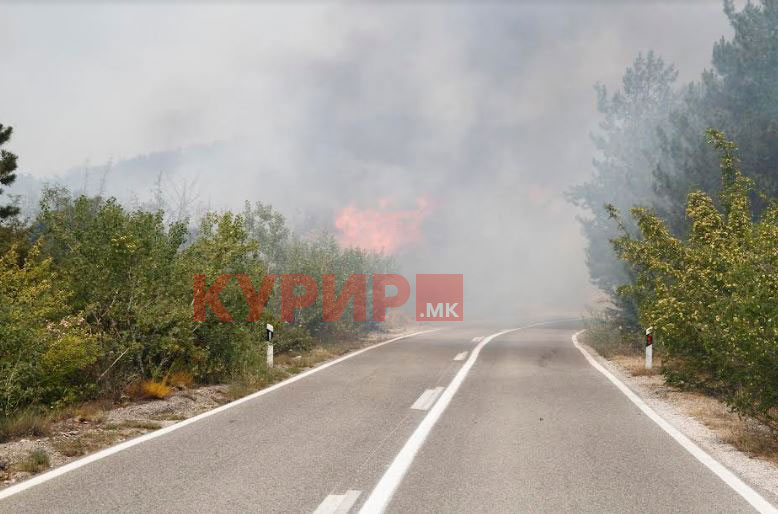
0, 321, 774, 513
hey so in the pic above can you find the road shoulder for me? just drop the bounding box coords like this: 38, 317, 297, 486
577, 336, 778, 507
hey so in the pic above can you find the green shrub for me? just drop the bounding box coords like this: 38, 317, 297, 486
274, 325, 314, 355
610, 130, 778, 426
0, 243, 99, 415
0, 188, 394, 418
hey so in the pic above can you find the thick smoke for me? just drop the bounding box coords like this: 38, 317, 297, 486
1, 2, 730, 320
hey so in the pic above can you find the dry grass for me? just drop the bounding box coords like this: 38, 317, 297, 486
610, 354, 663, 377
69, 399, 113, 423
150, 412, 187, 421
223, 367, 292, 402
0, 409, 53, 442
15, 449, 50, 474
119, 420, 162, 430
274, 345, 344, 369
52, 437, 88, 457
126, 380, 172, 400
666, 389, 778, 465
582, 313, 643, 358
52, 430, 124, 458
224, 382, 260, 402
168, 371, 194, 389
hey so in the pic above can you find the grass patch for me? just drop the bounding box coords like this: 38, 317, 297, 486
53, 430, 124, 457
274, 345, 344, 369
671, 390, 778, 464
610, 354, 663, 377
721, 426, 778, 464
168, 371, 194, 389
126, 380, 172, 400
150, 412, 188, 421
582, 310, 643, 358
224, 368, 291, 402
224, 381, 264, 402
0, 409, 53, 442
16, 449, 50, 473
120, 420, 162, 430
69, 399, 113, 423
52, 437, 88, 457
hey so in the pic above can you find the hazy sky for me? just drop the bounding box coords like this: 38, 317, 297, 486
1, 2, 732, 319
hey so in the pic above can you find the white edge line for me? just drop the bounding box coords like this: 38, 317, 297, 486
359, 319, 571, 514
0, 329, 439, 501
572, 330, 777, 514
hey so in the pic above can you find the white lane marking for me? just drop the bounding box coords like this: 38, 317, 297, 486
471, 336, 482, 343
360, 323, 538, 514
410, 387, 444, 411
314, 490, 361, 514
572, 331, 777, 514
410, 389, 436, 410
453, 351, 468, 361
334, 490, 361, 514
314, 495, 343, 514
0, 330, 438, 502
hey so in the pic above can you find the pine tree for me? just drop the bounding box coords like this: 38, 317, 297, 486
0, 124, 20, 219
567, 52, 679, 325
655, 0, 778, 234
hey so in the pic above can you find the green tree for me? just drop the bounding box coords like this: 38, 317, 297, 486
0, 124, 20, 219
568, 52, 679, 325
655, 0, 778, 234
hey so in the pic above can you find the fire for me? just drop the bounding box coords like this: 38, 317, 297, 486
334, 196, 431, 253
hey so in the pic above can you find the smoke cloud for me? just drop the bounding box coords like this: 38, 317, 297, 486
1, 2, 731, 320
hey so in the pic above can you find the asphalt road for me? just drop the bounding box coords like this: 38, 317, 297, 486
0, 321, 773, 513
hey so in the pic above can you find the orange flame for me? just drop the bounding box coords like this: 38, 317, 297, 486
335, 196, 431, 253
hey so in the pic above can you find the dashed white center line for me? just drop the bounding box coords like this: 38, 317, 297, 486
360, 320, 570, 514
453, 351, 468, 361
314, 490, 361, 514
410, 387, 444, 411
471, 336, 483, 343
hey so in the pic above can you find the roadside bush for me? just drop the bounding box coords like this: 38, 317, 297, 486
582, 308, 643, 358
179, 211, 276, 381
0, 243, 99, 415
273, 325, 314, 355
610, 130, 778, 426
0, 186, 395, 420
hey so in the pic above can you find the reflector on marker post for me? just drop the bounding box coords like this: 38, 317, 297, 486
645, 326, 654, 369
266, 323, 274, 368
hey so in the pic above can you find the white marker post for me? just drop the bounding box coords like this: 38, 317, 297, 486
645, 326, 654, 369
266, 323, 274, 368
